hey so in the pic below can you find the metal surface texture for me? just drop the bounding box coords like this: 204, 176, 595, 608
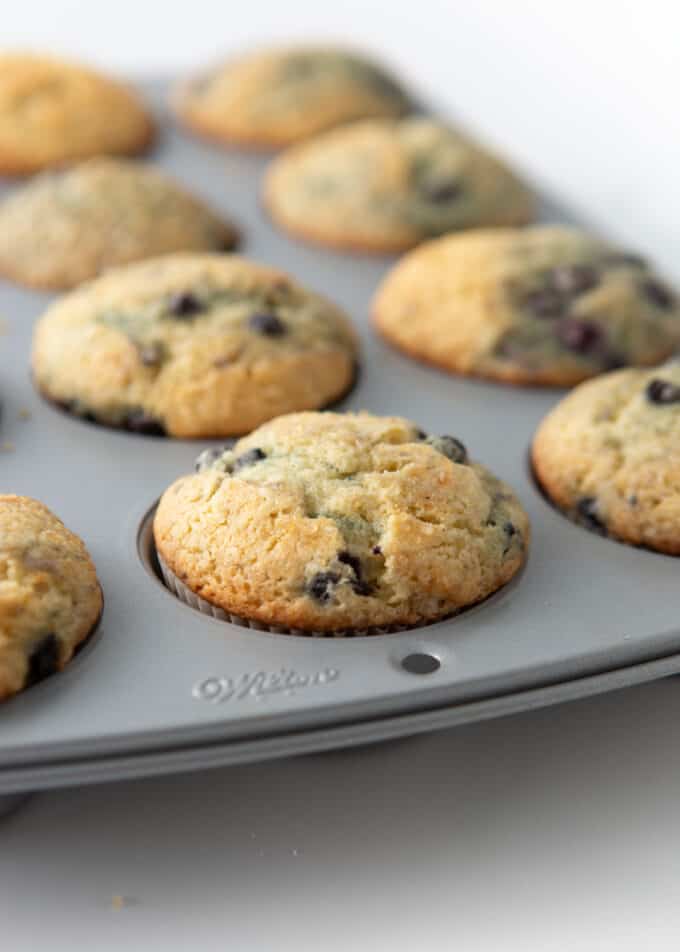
1, 82, 679, 794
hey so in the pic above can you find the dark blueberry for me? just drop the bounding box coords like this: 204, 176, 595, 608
56, 399, 97, 423
603, 352, 626, 371
167, 292, 204, 318
74, 406, 98, 423
502, 521, 518, 554
194, 444, 234, 472
604, 252, 647, 269
125, 411, 166, 436
429, 435, 468, 464
248, 313, 286, 336
628, 494, 638, 507
645, 378, 680, 405
307, 571, 340, 603
137, 342, 164, 367
413, 428, 427, 440
337, 550, 374, 596
523, 287, 567, 319
419, 179, 462, 204
372, 545, 382, 555
337, 550, 362, 577
217, 235, 237, 252
493, 331, 522, 359
556, 318, 602, 354
233, 447, 267, 470
576, 497, 607, 535
26, 634, 59, 687
351, 579, 374, 597
550, 265, 599, 295
642, 280, 675, 311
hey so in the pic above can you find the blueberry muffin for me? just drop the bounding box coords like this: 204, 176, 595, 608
173, 46, 411, 150
154, 411, 529, 633
32, 254, 358, 438
0, 158, 238, 290
532, 362, 680, 554
0, 495, 102, 701
264, 117, 534, 253
373, 226, 680, 386
0, 53, 154, 175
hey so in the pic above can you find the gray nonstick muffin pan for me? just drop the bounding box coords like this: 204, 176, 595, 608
1, 82, 679, 803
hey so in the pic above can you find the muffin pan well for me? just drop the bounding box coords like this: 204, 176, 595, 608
139, 507, 525, 636
2, 82, 680, 798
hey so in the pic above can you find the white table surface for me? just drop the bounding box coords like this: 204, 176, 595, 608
2, 2, 680, 948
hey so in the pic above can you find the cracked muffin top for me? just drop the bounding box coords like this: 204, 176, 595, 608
31, 254, 359, 439
0, 53, 153, 175
173, 45, 411, 149
373, 225, 680, 386
154, 411, 530, 632
532, 361, 680, 554
0, 495, 102, 702
0, 158, 238, 289
264, 117, 534, 253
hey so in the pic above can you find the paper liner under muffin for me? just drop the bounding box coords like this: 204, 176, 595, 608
157, 553, 427, 638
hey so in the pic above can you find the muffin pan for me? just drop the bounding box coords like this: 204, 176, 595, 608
2, 81, 680, 799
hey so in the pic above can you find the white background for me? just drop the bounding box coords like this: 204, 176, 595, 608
2, 2, 680, 949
